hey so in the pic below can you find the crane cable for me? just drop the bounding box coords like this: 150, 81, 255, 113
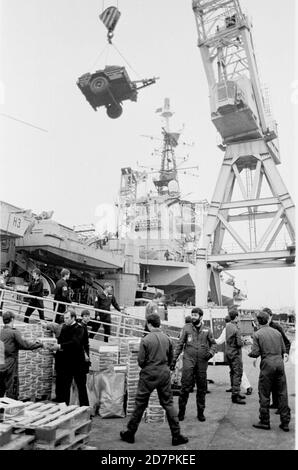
89, 41, 141, 79
102, 0, 119, 10
90, 43, 109, 69
111, 41, 142, 79
0, 112, 48, 133
98, 1, 141, 78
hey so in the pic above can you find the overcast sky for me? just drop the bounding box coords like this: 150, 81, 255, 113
0, 0, 296, 308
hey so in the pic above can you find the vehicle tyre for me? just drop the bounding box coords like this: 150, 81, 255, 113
90, 75, 109, 94
106, 103, 123, 119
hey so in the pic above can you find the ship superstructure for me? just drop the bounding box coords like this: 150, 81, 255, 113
116, 99, 246, 306
0, 100, 246, 308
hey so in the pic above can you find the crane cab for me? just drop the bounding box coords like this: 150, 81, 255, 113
210, 77, 263, 143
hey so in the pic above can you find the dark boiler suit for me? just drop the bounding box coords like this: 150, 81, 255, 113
0, 326, 41, 399
54, 278, 71, 323
91, 292, 120, 342
127, 328, 180, 438
248, 325, 291, 426
172, 323, 217, 417
269, 321, 291, 408
24, 278, 44, 323
225, 321, 243, 398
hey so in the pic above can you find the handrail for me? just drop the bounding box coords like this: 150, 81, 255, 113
0, 288, 177, 342
0, 287, 146, 322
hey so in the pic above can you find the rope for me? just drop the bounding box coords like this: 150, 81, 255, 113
0, 113, 48, 133
112, 42, 141, 78
105, 43, 111, 64
90, 43, 109, 69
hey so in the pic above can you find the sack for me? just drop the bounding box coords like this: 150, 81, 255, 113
87, 371, 101, 416
69, 372, 101, 416
0, 339, 5, 365
99, 366, 126, 418
69, 380, 79, 406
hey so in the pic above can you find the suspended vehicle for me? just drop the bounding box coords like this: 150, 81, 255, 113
77, 6, 158, 118
77, 65, 158, 118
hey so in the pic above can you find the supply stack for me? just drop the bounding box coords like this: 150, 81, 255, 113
126, 340, 141, 416
144, 389, 166, 424
98, 345, 119, 371
0, 322, 56, 402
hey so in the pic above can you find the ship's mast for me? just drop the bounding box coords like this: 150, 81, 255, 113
154, 98, 180, 196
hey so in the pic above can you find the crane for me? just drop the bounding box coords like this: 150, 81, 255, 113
191, 0, 295, 305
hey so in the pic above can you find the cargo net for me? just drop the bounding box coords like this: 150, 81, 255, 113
14, 323, 55, 401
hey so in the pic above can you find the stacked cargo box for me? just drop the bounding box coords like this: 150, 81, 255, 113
126, 340, 141, 416
144, 389, 165, 424
98, 345, 119, 371
35, 332, 57, 400
118, 337, 139, 366
17, 323, 42, 400
0, 322, 55, 401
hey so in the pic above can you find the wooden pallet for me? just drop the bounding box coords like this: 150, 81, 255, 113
6, 403, 91, 450
0, 397, 27, 421
32, 406, 91, 442
0, 433, 35, 450
0, 423, 13, 447
5, 402, 69, 427
33, 420, 92, 450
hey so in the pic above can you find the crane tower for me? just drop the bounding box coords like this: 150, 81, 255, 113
192, 0, 295, 305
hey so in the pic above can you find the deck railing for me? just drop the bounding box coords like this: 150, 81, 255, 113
0, 288, 176, 343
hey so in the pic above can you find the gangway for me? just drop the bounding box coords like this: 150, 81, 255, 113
0, 288, 229, 364
0, 288, 147, 343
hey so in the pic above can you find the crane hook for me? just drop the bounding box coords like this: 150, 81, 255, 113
99, 6, 121, 45
107, 30, 114, 44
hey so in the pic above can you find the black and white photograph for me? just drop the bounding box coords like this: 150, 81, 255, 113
0, 0, 296, 459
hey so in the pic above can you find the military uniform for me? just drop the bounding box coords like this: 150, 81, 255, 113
55, 322, 89, 406
91, 292, 120, 341
225, 321, 244, 399
0, 273, 11, 315
54, 279, 70, 323
172, 322, 217, 418
24, 278, 44, 323
77, 319, 91, 373
269, 320, 291, 408
0, 326, 41, 399
127, 328, 181, 438
248, 325, 291, 427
